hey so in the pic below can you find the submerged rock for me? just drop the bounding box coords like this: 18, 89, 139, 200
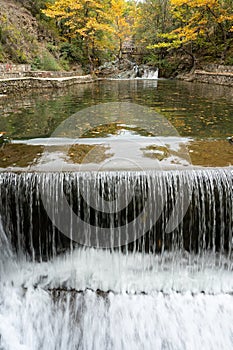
0, 132, 10, 147
227, 136, 233, 144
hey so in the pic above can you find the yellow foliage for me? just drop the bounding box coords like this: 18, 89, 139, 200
42, 0, 135, 60
109, 0, 134, 54
151, 0, 233, 51
43, 0, 115, 60
42, 0, 136, 59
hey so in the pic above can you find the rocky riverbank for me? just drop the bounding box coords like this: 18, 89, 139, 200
96, 59, 158, 79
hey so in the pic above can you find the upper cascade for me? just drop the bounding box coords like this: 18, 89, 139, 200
96, 59, 158, 79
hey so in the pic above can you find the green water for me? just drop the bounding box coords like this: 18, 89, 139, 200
0, 79, 233, 139
0, 79, 233, 169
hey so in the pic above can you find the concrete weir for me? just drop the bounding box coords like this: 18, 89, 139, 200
0, 169, 232, 260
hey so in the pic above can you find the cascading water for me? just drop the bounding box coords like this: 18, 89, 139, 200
141, 68, 159, 80
105, 62, 159, 79
0, 168, 232, 349
0, 169, 232, 259
126, 66, 159, 79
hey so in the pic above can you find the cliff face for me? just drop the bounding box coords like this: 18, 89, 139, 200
0, 0, 61, 69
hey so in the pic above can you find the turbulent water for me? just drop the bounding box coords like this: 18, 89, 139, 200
0, 168, 232, 349
141, 68, 159, 79
0, 286, 233, 350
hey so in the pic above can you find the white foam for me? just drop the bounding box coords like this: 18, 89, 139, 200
0, 286, 232, 350
2, 249, 232, 295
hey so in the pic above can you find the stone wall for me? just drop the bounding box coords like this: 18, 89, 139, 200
178, 64, 233, 87
0, 63, 31, 72
201, 64, 233, 74
25, 70, 84, 78
0, 64, 32, 78
0, 75, 94, 95
0, 65, 84, 79
194, 69, 233, 87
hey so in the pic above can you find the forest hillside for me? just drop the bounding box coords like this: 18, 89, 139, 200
0, 0, 233, 75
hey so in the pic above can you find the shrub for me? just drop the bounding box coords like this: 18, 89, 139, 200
32, 51, 62, 71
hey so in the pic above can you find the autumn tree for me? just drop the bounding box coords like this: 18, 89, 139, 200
110, 0, 133, 59
43, 0, 113, 70
134, 0, 174, 64
149, 0, 233, 66
135, 0, 172, 46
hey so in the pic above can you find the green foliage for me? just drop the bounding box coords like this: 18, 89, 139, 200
0, 43, 4, 62
60, 41, 85, 63
0, 23, 26, 63
31, 56, 41, 70
141, 51, 179, 77
31, 52, 62, 71
134, 0, 173, 50
0, 12, 38, 63
41, 53, 60, 71
59, 57, 70, 71
225, 56, 233, 65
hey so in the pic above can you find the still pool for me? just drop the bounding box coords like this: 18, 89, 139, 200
0, 79, 232, 170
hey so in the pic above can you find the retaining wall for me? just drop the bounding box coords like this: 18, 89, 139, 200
0, 75, 94, 94
178, 64, 233, 87
0, 64, 31, 73
201, 64, 233, 73
194, 69, 233, 86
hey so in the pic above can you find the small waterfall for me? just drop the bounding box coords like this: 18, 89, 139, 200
141, 67, 159, 79
133, 64, 139, 78
132, 65, 159, 79
0, 168, 232, 349
102, 61, 159, 79
0, 169, 232, 261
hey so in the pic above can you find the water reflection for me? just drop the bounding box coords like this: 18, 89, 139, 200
0, 144, 43, 168
68, 144, 113, 164
188, 139, 233, 167
0, 80, 233, 139
1, 137, 232, 170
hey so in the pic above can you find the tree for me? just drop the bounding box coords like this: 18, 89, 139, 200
43, 0, 113, 70
110, 0, 133, 59
134, 0, 173, 62
149, 0, 233, 66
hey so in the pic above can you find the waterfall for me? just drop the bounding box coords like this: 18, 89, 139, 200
129, 66, 158, 79
0, 168, 232, 349
141, 68, 159, 79
106, 63, 159, 79
0, 169, 232, 260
